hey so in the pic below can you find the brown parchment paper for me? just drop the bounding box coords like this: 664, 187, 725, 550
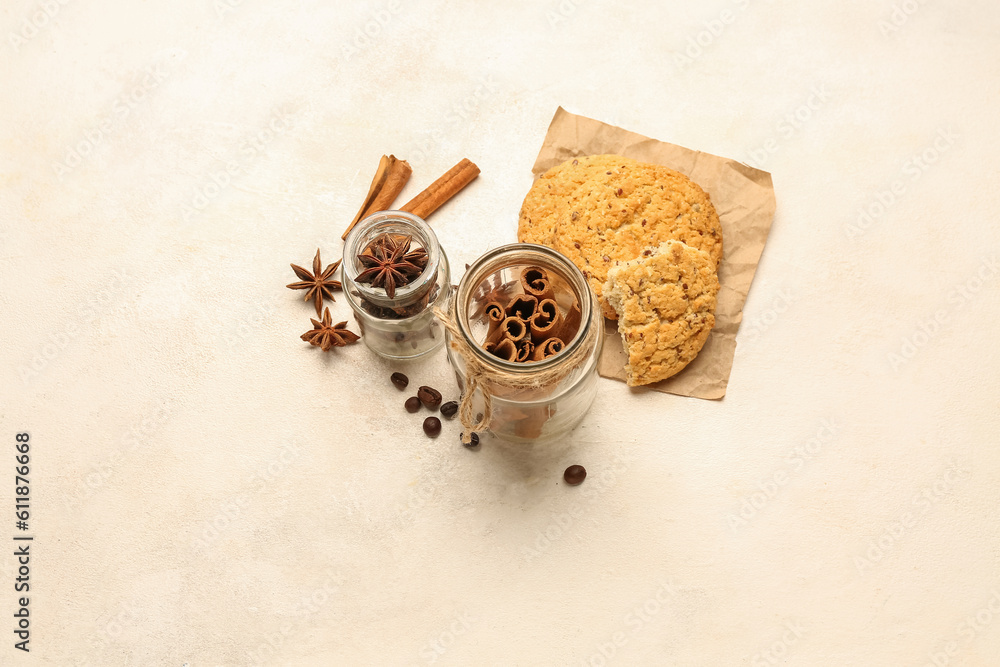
528, 107, 776, 399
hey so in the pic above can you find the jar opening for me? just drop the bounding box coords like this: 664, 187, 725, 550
342, 211, 440, 311
455, 243, 593, 373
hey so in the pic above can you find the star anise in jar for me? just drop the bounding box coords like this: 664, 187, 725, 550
402, 245, 428, 271
300, 307, 360, 351
355, 234, 425, 299
368, 233, 429, 271
287, 249, 342, 316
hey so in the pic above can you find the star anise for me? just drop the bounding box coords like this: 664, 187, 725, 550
356, 236, 424, 299
300, 307, 360, 351
368, 233, 429, 271
287, 249, 342, 316
403, 246, 429, 270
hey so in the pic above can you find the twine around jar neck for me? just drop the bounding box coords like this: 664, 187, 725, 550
432, 301, 599, 444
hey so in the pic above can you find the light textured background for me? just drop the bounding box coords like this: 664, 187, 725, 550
2, 0, 999, 665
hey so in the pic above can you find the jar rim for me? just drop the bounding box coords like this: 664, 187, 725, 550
455, 243, 594, 373
342, 210, 440, 307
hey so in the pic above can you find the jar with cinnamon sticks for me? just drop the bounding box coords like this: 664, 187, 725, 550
437, 244, 603, 444
342, 211, 450, 359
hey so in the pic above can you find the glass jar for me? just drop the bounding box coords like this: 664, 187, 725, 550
342, 211, 450, 360
446, 243, 603, 444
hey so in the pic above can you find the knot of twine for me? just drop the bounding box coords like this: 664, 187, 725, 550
432, 302, 597, 444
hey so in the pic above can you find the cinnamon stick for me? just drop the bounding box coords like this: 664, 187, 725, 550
486, 316, 527, 347
505, 294, 538, 322
529, 299, 563, 343
484, 300, 505, 339
520, 267, 554, 302
555, 299, 582, 342
342, 155, 412, 240
531, 337, 564, 361
490, 338, 518, 362
401, 158, 480, 219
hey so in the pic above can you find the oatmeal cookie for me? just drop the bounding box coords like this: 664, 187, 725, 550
602, 240, 719, 386
517, 154, 722, 319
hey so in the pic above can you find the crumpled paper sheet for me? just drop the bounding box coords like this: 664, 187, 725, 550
528, 107, 777, 399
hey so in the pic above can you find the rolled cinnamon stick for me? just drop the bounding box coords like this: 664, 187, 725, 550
401, 158, 480, 220
484, 300, 505, 339
556, 298, 582, 341
490, 337, 518, 362
515, 340, 533, 363
530, 337, 565, 361
529, 298, 563, 343
520, 266, 555, 302
505, 294, 538, 321
486, 316, 527, 347
342, 155, 412, 240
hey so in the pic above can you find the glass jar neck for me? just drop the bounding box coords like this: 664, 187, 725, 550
342, 210, 441, 308
455, 243, 595, 374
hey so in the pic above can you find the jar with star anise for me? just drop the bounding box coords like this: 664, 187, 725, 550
342, 211, 451, 359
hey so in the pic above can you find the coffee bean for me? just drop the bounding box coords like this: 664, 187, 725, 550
390, 372, 409, 390
423, 416, 441, 437
417, 386, 442, 410
462, 432, 480, 448
563, 465, 586, 486
404, 397, 421, 413
440, 401, 458, 418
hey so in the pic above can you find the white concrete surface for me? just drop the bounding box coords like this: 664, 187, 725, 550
2, 0, 999, 665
